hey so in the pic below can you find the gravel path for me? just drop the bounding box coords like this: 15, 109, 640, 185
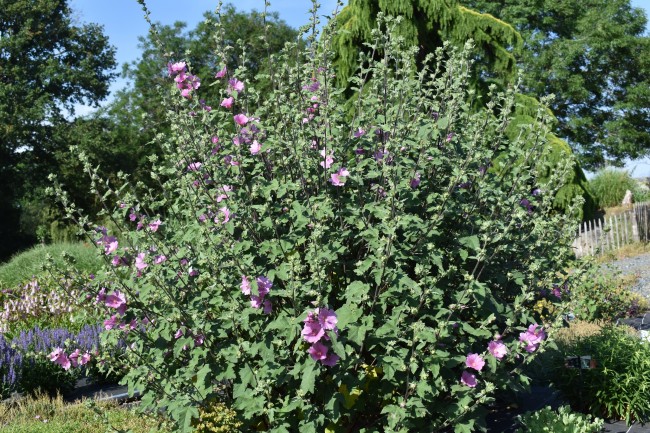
604, 252, 650, 300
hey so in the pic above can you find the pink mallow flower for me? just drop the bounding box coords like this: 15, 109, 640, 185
187, 162, 202, 172
170, 62, 186, 74
240, 275, 251, 295
234, 114, 249, 126
308, 341, 328, 361
105, 291, 127, 315
316, 308, 338, 330
330, 168, 350, 186
302, 314, 325, 343
220, 97, 233, 109
104, 315, 119, 330
49, 348, 71, 370
460, 370, 477, 388
216, 185, 232, 203
135, 253, 148, 271
256, 276, 272, 297
250, 140, 261, 155
519, 324, 546, 353
465, 353, 485, 371
321, 353, 340, 367
488, 340, 508, 360
148, 219, 162, 232
215, 66, 227, 78
69, 349, 81, 368
228, 78, 244, 94
79, 352, 91, 366
154, 254, 167, 265
320, 149, 333, 169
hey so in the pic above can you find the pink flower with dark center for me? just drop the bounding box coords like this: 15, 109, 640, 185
69, 349, 81, 368
308, 341, 328, 361
49, 347, 71, 370
302, 320, 325, 343
135, 253, 148, 271
250, 295, 263, 309
170, 62, 186, 74
519, 324, 546, 353
330, 168, 350, 186
320, 149, 333, 169
104, 315, 119, 330
154, 254, 167, 265
250, 140, 261, 155
148, 219, 161, 232
465, 353, 485, 371
96, 288, 107, 303
105, 291, 127, 315
256, 276, 272, 297
317, 308, 338, 330
105, 238, 118, 255
488, 340, 508, 360
321, 353, 340, 367
234, 114, 249, 126
228, 78, 244, 94
215, 66, 227, 78
460, 370, 477, 388
220, 97, 233, 109
240, 275, 251, 295
187, 162, 202, 172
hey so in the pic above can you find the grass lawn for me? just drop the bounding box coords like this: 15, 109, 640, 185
0, 394, 171, 433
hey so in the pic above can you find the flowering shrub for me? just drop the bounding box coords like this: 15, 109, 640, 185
48, 9, 585, 433
0, 276, 94, 335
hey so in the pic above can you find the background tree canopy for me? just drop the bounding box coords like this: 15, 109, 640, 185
462, 0, 650, 169
0, 0, 117, 260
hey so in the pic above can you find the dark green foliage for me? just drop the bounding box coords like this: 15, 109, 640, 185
0, 0, 117, 260
332, 0, 523, 94
463, 0, 650, 169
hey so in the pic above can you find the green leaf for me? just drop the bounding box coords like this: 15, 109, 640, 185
300, 361, 316, 395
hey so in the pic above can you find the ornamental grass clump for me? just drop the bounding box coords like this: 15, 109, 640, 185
49, 4, 584, 432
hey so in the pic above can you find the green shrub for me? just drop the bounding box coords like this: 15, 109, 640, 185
568, 263, 648, 321
551, 324, 650, 424
514, 405, 603, 433
50, 13, 585, 433
194, 400, 242, 433
589, 168, 648, 208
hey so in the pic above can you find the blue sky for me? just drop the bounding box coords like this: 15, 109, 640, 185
70, 0, 650, 176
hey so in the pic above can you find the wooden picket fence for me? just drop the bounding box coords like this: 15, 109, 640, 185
573, 201, 650, 257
